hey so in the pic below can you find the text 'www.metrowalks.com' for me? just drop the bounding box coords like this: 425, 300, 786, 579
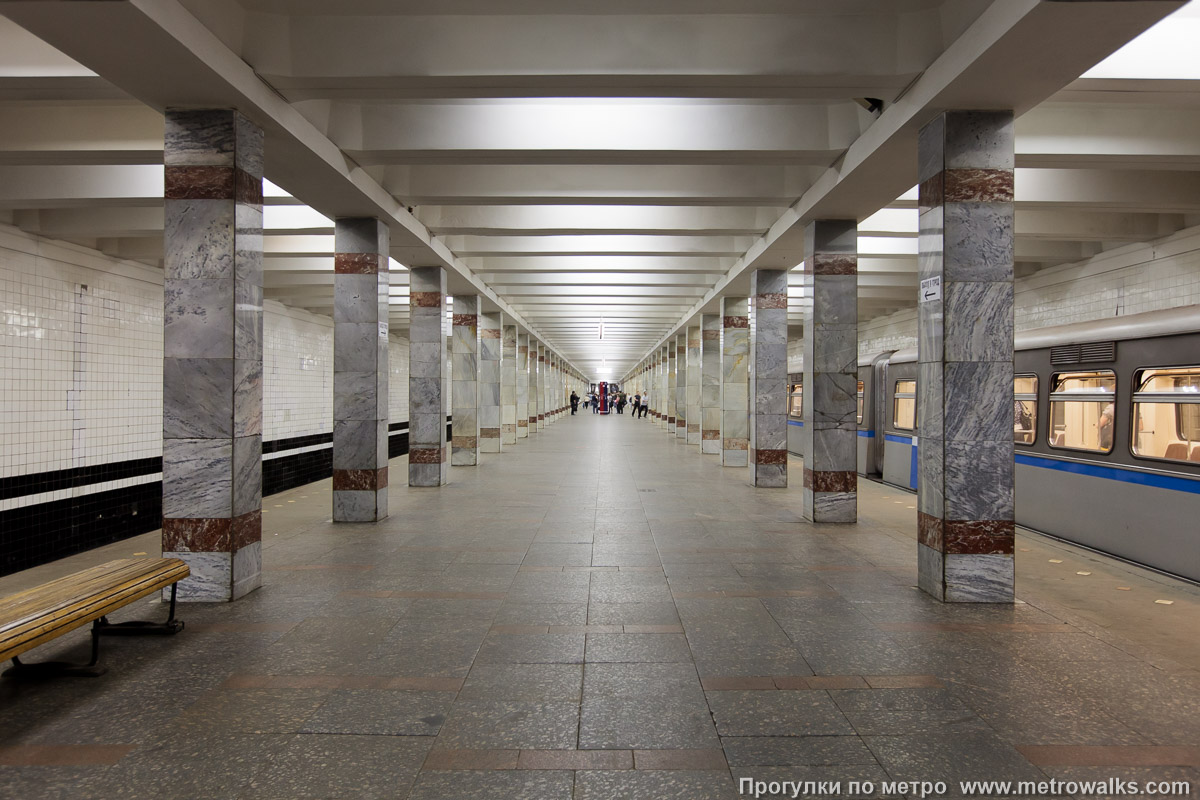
738, 777, 1193, 798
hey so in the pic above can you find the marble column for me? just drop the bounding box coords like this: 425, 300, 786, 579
409, 267, 448, 486
162, 109, 263, 602
802, 220, 859, 521
686, 326, 702, 446
501, 323, 518, 445
749, 270, 788, 488
666, 343, 678, 434
721, 297, 750, 467
517, 334, 530, 438
451, 295, 479, 466
656, 348, 666, 425
675, 335, 687, 439
332, 218, 390, 522
533, 342, 544, 430
701, 314, 721, 455
479, 311, 502, 452
917, 110, 1016, 603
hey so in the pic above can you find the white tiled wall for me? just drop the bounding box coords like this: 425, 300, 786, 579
0, 225, 162, 479
2, 224, 417, 490
858, 224, 1200, 357
263, 300, 333, 441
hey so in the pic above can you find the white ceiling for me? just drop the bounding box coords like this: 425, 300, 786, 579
0, 0, 1194, 379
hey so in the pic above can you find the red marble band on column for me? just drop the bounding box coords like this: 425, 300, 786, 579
723, 316, 749, 328
409, 446, 446, 464
232, 509, 262, 549
481, 328, 502, 339
333, 467, 389, 491
802, 469, 856, 492
810, 255, 858, 276
335, 253, 386, 274
688, 424, 700, 433
451, 314, 478, 327
479, 427, 501, 438
756, 292, 788, 309
917, 511, 943, 551
920, 168, 1013, 210
945, 520, 1015, 554
754, 449, 788, 465
411, 292, 443, 307
163, 517, 231, 552
518, 419, 528, 428
723, 437, 748, 450
702, 430, 720, 440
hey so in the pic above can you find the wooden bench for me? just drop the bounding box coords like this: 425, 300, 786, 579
0, 558, 190, 678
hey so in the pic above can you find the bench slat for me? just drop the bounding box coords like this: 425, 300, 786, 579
0, 559, 190, 662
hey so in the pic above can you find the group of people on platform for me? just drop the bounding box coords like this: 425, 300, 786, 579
569, 389, 650, 418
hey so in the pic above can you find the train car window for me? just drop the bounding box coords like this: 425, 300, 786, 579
789, 384, 803, 417
1131, 367, 1200, 463
1049, 370, 1116, 453
893, 380, 916, 431
856, 380, 865, 425
1014, 374, 1037, 446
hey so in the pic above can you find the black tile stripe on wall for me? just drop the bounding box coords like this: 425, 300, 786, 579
1, 417, 445, 576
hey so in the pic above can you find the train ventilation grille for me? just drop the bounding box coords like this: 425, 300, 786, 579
1050, 341, 1116, 364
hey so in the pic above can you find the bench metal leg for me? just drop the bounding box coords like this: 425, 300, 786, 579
96, 582, 185, 637
3, 620, 107, 679
2, 583, 185, 681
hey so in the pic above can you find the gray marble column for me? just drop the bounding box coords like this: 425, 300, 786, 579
517, 334, 530, 439
917, 110, 1016, 603
501, 323, 518, 445
666, 342, 678, 434
701, 314, 721, 455
675, 335, 688, 439
479, 311, 502, 452
409, 267, 448, 486
162, 109, 263, 602
721, 297, 750, 467
802, 220, 859, 521
749, 270, 788, 488
533, 342, 544, 431
332, 218, 390, 522
686, 326, 702, 446
657, 348, 667, 426
451, 295, 479, 466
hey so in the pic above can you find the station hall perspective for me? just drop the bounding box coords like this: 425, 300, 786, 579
1, 1, 1200, 798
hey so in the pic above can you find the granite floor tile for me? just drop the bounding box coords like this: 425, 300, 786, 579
579, 694, 719, 750
707, 690, 856, 737
300, 689, 455, 735
585, 633, 693, 663
407, 770, 574, 799
240, 734, 432, 799
474, 632, 586, 664
458, 664, 583, 702
574, 769, 738, 799
436, 700, 580, 749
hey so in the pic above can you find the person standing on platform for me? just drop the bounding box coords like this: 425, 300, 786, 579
570, 390, 579, 415
632, 394, 641, 420
592, 391, 600, 413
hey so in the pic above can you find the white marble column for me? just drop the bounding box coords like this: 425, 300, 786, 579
479, 311, 502, 452
721, 297, 750, 467
501, 323, 518, 445
701, 314, 721, 455
686, 326, 702, 446
162, 109, 263, 602
675, 335, 688, 439
332, 218, 390, 522
666, 342, 678, 434
802, 220, 859, 522
451, 295, 479, 466
917, 110, 1016, 603
749, 270, 788, 488
517, 334, 530, 439
409, 267, 448, 486
533, 342, 544, 431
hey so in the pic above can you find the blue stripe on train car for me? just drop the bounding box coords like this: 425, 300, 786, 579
857, 430, 875, 438
787, 420, 804, 427
1015, 453, 1200, 495
910, 441, 918, 489
884, 434, 911, 444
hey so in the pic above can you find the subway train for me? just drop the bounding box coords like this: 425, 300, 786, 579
788, 304, 1200, 583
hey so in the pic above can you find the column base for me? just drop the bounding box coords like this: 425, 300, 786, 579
802, 488, 857, 523
165, 542, 262, 602
918, 543, 1014, 603
701, 439, 721, 455
333, 488, 388, 522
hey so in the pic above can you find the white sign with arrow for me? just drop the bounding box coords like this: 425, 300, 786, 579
920, 276, 942, 303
